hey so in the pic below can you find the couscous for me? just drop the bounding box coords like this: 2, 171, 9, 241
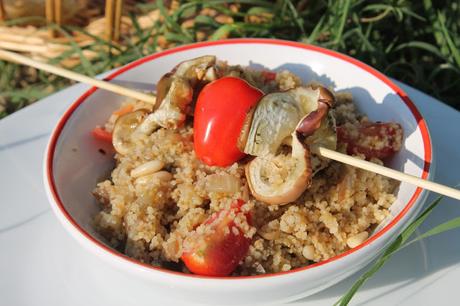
92, 56, 403, 276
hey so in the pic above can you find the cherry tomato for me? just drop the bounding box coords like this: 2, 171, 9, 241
181, 200, 252, 276
261, 70, 277, 82
194, 77, 263, 167
92, 127, 112, 142
337, 122, 403, 159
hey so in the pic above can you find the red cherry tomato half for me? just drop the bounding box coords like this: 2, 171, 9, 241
181, 200, 252, 276
337, 122, 403, 159
261, 70, 277, 82
194, 77, 264, 167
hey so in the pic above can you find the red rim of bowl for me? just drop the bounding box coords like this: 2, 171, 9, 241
45, 38, 432, 280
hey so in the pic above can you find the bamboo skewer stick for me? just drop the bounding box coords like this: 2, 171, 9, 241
0, 47, 458, 200
0, 49, 156, 104
0, 41, 48, 53
0, 32, 45, 44
315, 146, 460, 201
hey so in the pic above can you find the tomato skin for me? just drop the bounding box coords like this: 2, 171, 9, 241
337, 122, 403, 159
194, 77, 264, 167
261, 70, 277, 82
181, 200, 252, 276
92, 127, 112, 142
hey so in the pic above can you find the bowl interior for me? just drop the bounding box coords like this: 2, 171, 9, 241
49, 40, 430, 264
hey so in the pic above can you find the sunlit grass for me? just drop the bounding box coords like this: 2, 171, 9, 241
0, 0, 458, 118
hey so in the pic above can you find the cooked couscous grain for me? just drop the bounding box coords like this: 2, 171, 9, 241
93, 66, 399, 276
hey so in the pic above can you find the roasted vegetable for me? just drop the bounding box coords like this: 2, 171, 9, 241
242, 86, 320, 156
112, 110, 148, 155
296, 85, 334, 136
245, 132, 311, 205
181, 200, 252, 276
337, 122, 403, 159
194, 77, 263, 167
92, 127, 112, 142
136, 56, 216, 135
243, 85, 336, 205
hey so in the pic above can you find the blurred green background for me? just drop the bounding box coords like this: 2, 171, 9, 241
0, 0, 458, 118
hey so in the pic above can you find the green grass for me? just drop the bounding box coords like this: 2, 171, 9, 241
0, 0, 459, 118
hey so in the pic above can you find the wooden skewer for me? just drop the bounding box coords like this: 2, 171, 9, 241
0, 46, 457, 200
0, 32, 45, 45
315, 146, 460, 201
0, 49, 156, 104
0, 41, 48, 53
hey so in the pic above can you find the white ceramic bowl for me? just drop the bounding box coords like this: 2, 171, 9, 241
44, 39, 433, 305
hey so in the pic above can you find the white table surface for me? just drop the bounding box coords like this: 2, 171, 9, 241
1, 80, 459, 306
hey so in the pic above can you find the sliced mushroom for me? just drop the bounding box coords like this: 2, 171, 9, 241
242, 85, 337, 205
112, 110, 148, 155
136, 55, 216, 134
245, 132, 311, 205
